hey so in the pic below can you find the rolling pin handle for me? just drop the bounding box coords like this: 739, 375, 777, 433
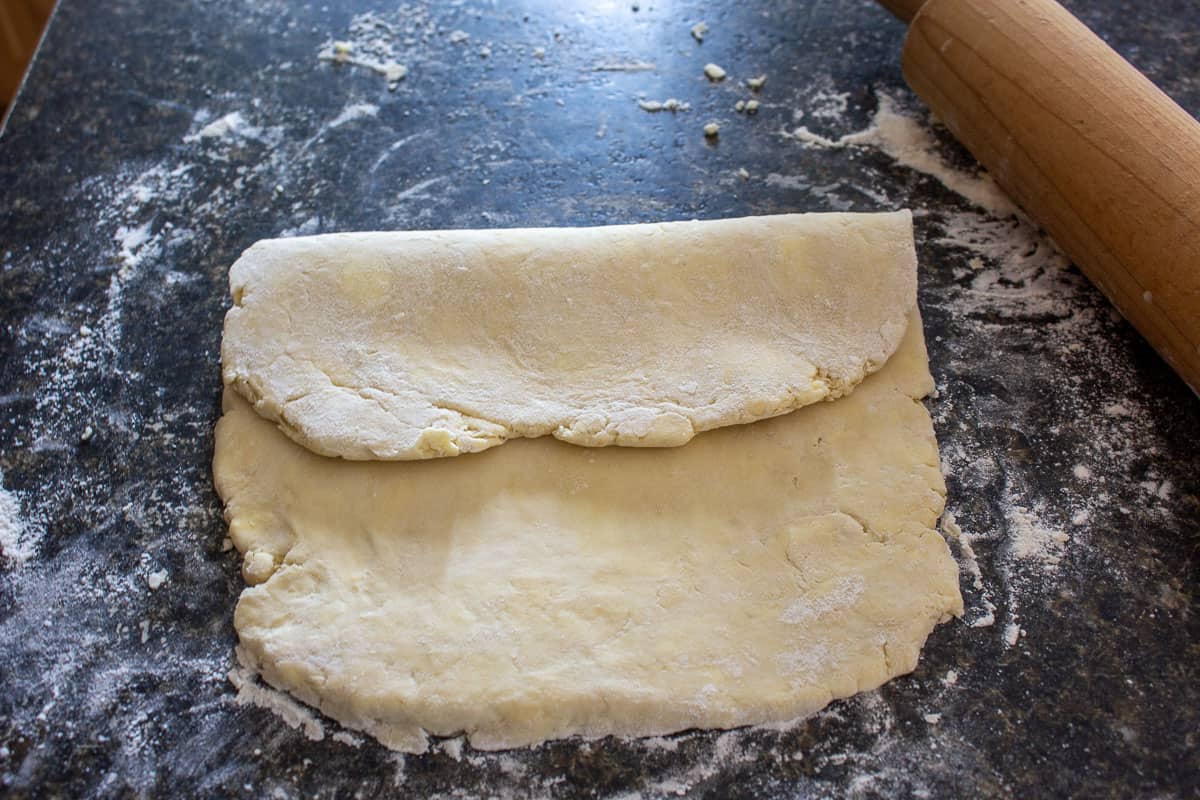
895, 0, 1200, 394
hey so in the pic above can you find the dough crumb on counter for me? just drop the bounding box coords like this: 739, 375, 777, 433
704, 63, 726, 81
745, 99, 760, 115
691, 21, 708, 42
747, 74, 767, 90
704, 121, 720, 137
147, 570, 167, 591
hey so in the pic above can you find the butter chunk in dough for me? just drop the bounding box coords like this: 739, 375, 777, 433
213, 313, 962, 753
221, 212, 918, 459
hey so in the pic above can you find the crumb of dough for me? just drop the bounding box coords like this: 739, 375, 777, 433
704, 63, 726, 81
638, 98, 690, 112
735, 100, 745, 112
147, 570, 167, 591
332, 41, 353, 62
737, 167, 750, 179
447, 30, 469, 44
533, 46, 545, 59
747, 74, 767, 90
745, 99, 760, 115
704, 121, 720, 137
478, 46, 491, 58
691, 21, 708, 42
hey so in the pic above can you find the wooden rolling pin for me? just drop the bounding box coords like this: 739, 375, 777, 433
877, 0, 1200, 395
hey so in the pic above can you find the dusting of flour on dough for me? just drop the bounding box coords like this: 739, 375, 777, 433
780, 575, 864, 624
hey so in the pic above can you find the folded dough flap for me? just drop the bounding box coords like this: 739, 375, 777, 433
221, 211, 918, 460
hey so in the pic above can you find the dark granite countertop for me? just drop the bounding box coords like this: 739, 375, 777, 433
0, 0, 1197, 797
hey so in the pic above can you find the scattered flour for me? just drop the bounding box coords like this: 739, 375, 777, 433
328, 102, 380, 128
592, 62, 656, 72
809, 89, 849, 120
184, 111, 264, 143
783, 94, 1018, 217
0, 471, 34, 565
1006, 505, 1069, 569
764, 173, 811, 191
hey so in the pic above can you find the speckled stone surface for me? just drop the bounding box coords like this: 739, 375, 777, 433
0, 0, 1197, 797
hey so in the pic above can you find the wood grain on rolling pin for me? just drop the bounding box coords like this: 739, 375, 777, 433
899, 0, 1200, 393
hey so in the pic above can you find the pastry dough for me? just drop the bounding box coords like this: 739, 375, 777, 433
221, 213, 917, 459
213, 311, 962, 753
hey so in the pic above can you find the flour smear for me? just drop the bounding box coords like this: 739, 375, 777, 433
783, 93, 1017, 218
